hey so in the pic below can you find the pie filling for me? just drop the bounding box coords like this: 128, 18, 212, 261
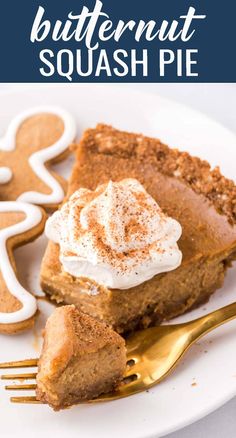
36, 306, 126, 410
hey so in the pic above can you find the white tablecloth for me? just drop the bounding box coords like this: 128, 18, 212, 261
0, 83, 235, 438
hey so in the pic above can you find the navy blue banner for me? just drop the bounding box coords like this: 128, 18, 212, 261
0, 0, 235, 82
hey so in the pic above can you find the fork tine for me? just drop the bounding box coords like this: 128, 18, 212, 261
0, 359, 38, 369
1, 372, 37, 380
5, 384, 37, 391
10, 396, 41, 404
124, 364, 141, 378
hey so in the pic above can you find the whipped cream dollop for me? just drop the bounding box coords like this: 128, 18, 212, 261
45, 179, 182, 289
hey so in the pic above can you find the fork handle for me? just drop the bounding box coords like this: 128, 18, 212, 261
186, 302, 236, 342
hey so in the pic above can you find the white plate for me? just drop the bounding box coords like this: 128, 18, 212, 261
0, 84, 236, 438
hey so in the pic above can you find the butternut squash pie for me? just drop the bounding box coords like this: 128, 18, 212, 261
40, 124, 236, 333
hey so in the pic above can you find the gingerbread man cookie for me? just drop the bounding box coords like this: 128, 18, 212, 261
0, 201, 46, 334
0, 106, 77, 209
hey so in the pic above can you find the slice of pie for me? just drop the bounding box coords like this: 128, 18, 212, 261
36, 305, 126, 410
40, 124, 236, 333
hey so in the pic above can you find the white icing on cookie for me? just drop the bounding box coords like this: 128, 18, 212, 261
0, 106, 77, 205
0, 202, 43, 324
0, 167, 12, 184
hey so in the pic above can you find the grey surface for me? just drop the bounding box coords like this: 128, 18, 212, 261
166, 397, 236, 438
127, 83, 236, 133
0, 83, 235, 438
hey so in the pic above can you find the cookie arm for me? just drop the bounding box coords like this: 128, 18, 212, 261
0, 202, 43, 325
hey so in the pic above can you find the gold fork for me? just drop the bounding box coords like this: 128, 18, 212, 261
1, 302, 236, 405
